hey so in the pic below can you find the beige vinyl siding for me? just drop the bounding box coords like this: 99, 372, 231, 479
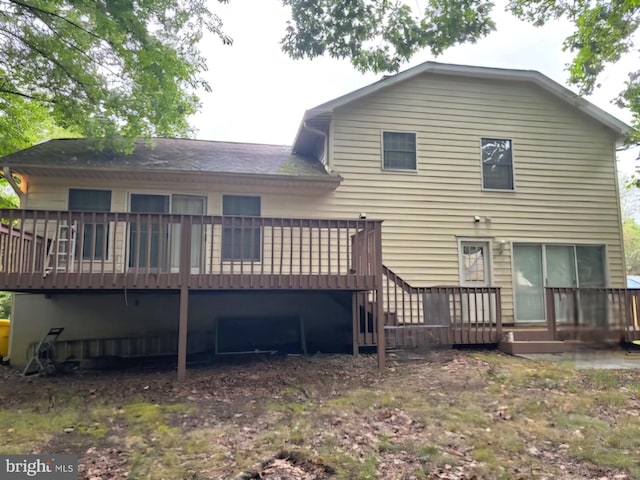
23, 178, 356, 276
20, 72, 625, 323
325, 73, 624, 322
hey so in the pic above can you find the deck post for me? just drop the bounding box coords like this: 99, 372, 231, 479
374, 222, 385, 369
352, 292, 359, 355
495, 288, 503, 341
546, 288, 557, 341
177, 286, 189, 381
177, 215, 192, 382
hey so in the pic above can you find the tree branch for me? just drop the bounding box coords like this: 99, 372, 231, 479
0, 26, 98, 103
6, 0, 101, 39
0, 87, 50, 102
29, 9, 119, 77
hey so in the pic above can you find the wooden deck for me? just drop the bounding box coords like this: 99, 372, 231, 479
0, 209, 381, 292
9, 209, 635, 376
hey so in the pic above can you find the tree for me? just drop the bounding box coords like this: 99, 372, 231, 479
624, 219, 640, 274
282, 0, 639, 142
282, 0, 495, 74
0, 0, 231, 155
2, 0, 638, 158
620, 171, 640, 221
619, 171, 640, 273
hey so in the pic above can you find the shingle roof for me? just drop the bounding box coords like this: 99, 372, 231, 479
1, 138, 331, 178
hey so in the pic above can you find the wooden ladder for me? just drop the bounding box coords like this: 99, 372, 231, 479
45, 221, 77, 275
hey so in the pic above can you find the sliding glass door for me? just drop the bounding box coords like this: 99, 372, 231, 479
513, 244, 606, 323
129, 194, 170, 270
546, 245, 577, 288
513, 245, 545, 322
170, 195, 206, 272
129, 194, 206, 272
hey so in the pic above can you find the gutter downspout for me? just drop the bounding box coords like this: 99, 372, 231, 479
3, 167, 24, 204
303, 122, 330, 172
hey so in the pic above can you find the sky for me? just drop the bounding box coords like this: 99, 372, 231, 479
190, 0, 637, 172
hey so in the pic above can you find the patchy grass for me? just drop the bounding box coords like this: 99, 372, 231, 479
1, 352, 639, 479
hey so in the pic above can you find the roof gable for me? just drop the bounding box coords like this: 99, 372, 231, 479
294, 61, 631, 153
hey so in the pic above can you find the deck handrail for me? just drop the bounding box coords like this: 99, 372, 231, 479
545, 287, 640, 342
357, 265, 503, 348
0, 208, 383, 291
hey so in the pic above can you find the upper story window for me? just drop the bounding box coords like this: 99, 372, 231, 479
481, 138, 514, 190
383, 131, 416, 170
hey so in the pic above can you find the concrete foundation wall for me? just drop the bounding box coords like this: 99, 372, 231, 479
9, 291, 352, 368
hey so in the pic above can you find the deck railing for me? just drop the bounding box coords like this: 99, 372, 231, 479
0, 209, 382, 290
545, 287, 640, 342
357, 265, 502, 348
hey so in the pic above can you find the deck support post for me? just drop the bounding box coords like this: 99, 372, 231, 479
546, 288, 557, 341
177, 215, 192, 382
373, 222, 385, 369
376, 288, 385, 368
177, 286, 189, 382
352, 292, 359, 355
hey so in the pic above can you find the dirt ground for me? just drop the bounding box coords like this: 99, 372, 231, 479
1, 350, 639, 479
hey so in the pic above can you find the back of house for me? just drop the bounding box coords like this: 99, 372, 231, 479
0, 61, 632, 373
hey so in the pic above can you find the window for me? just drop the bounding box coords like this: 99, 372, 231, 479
222, 195, 261, 261
383, 131, 416, 170
481, 138, 514, 190
68, 189, 111, 260
460, 241, 490, 286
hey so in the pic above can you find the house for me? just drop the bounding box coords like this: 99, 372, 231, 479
0, 61, 637, 378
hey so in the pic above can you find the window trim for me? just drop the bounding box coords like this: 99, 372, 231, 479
221, 194, 262, 262
458, 238, 494, 287
68, 188, 112, 212
381, 130, 418, 172
479, 137, 516, 192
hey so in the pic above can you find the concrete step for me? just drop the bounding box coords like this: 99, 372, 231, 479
505, 329, 554, 342
498, 340, 586, 355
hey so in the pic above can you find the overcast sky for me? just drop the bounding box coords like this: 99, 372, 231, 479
190, 0, 637, 172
